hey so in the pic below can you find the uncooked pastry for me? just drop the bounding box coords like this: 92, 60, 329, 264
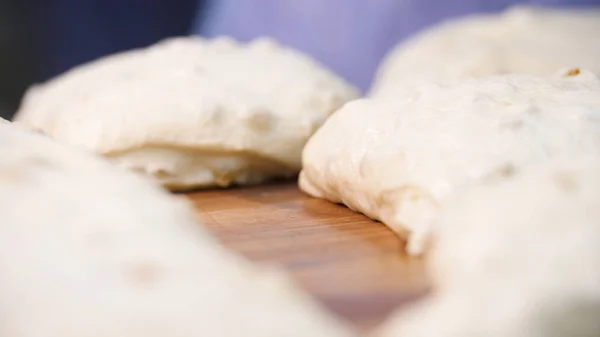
370, 5, 600, 97
0, 122, 354, 337
376, 156, 600, 337
13, 36, 358, 190
300, 69, 600, 255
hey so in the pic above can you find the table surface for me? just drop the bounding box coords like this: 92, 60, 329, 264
185, 182, 430, 332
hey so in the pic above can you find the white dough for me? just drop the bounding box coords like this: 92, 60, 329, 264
0, 122, 354, 337
300, 69, 600, 255
14, 36, 358, 190
371, 5, 600, 97
377, 156, 600, 337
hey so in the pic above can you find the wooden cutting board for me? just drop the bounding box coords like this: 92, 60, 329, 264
185, 182, 430, 333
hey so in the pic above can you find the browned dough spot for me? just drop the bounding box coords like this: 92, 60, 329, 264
497, 163, 517, 178
566, 68, 581, 77
127, 262, 160, 286
554, 170, 580, 194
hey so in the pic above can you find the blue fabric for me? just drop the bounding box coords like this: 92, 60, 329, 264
195, 0, 600, 92
31, 0, 199, 81
32, 0, 600, 90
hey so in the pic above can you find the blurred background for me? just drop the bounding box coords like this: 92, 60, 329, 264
1, 0, 599, 120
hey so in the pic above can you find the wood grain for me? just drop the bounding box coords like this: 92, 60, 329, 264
185, 182, 430, 332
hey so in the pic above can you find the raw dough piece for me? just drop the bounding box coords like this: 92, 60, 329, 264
370, 5, 600, 97
376, 156, 600, 337
300, 69, 600, 255
13, 36, 358, 191
0, 122, 354, 337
